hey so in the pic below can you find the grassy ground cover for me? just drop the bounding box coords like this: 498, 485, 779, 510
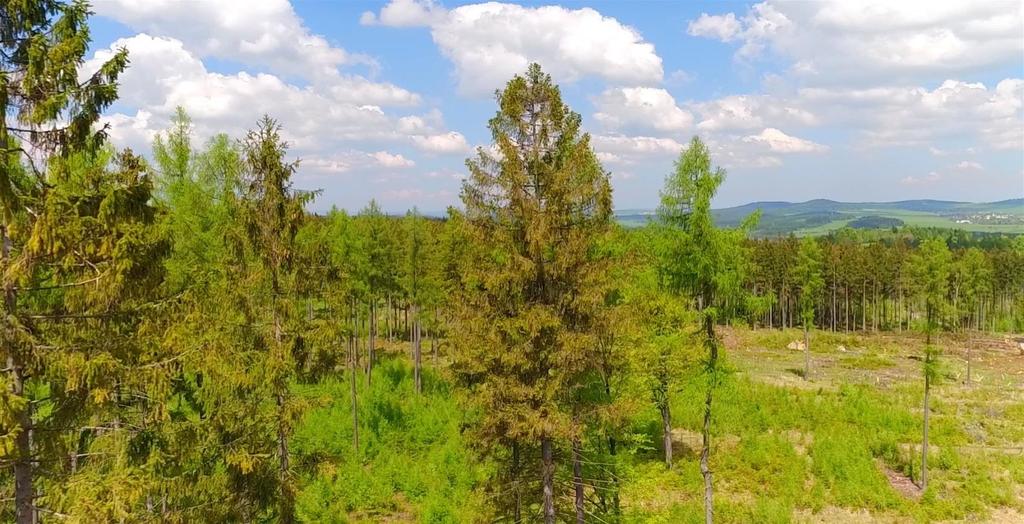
293, 330, 1024, 522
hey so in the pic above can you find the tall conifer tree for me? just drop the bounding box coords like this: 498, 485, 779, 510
1, 2, 130, 521
239, 116, 314, 524
453, 64, 612, 523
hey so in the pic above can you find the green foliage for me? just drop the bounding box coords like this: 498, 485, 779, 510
1, 0, 128, 217
453, 63, 614, 519
908, 238, 952, 340
2, 10, 1021, 523
810, 430, 902, 509
653, 135, 760, 519
2, 148, 169, 521
293, 358, 485, 523
953, 247, 992, 330
793, 237, 825, 329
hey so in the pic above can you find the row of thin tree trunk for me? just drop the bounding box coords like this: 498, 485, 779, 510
757, 281, 1014, 334
345, 298, 439, 453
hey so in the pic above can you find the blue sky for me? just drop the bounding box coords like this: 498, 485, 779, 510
87, 0, 1024, 213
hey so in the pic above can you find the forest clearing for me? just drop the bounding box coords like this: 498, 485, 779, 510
290, 328, 1024, 523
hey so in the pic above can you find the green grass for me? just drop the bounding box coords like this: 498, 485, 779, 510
292, 332, 1023, 523
618, 350, 1020, 522
794, 217, 856, 237
839, 354, 896, 370
293, 358, 486, 523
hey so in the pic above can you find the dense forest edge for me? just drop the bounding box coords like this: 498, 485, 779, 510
2, 3, 1023, 524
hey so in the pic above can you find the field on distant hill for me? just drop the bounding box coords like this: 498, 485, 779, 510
616, 199, 1024, 236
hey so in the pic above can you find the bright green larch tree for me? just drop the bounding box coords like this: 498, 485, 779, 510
793, 237, 825, 379
908, 237, 951, 492
656, 136, 758, 524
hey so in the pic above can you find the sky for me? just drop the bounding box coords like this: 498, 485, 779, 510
86, 0, 1024, 213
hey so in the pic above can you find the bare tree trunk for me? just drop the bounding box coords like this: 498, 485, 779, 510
873, 281, 878, 332
573, 437, 585, 524
432, 308, 439, 365
350, 302, 359, 453
701, 317, 718, 524
862, 283, 867, 331
368, 299, 376, 385
845, 287, 850, 332
897, 288, 902, 332
803, 324, 811, 380
701, 384, 714, 524
387, 295, 393, 342
600, 368, 622, 517
272, 307, 295, 524
4, 226, 33, 524
781, 286, 786, 329
9, 356, 32, 524
661, 402, 673, 468
512, 440, 522, 524
608, 435, 621, 516
921, 372, 930, 491
965, 332, 972, 386
276, 391, 294, 524
542, 437, 555, 524
921, 324, 932, 491
831, 268, 837, 332
883, 293, 888, 330
413, 304, 422, 394
353, 303, 361, 372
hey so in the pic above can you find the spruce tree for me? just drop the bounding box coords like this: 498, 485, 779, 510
239, 116, 315, 524
453, 63, 612, 523
34, 149, 168, 521
1, 2, 129, 521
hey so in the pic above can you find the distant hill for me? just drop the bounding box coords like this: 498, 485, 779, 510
616, 199, 1024, 236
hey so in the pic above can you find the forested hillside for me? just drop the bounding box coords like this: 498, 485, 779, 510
2, 4, 1023, 523
617, 199, 1024, 236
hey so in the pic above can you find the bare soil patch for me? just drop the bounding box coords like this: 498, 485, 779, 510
879, 462, 922, 500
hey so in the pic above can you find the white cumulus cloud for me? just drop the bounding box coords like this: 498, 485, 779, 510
693, 94, 817, 132
94, 0, 374, 83
361, 0, 446, 27
412, 131, 471, 153
688, 12, 742, 42
593, 87, 693, 133
901, 171, 943, 185
686, 1, 1023, 84
955, 160, 983, 171
742, 128, 829, 153
365, 0, 664, 95
371, 151, 416, 168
